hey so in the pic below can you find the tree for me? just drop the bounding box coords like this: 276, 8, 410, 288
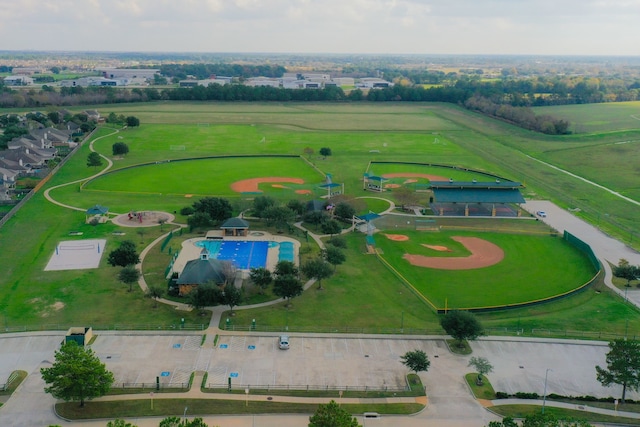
613, 259, 639, 287
440, 310, 484, 347
125, 116, 140, 127
394, 186, 420, 210
301, 257, 333, 290
304, 210, 327, 230
118, 265, 141, 292
596, 339, 640, 402
309, 399, 360, 427
287, 199, 306, 217
252, 195, 276, 218
303, 146, 314, 158
107, 240, 140, 267
321, 219, 342, 236
106, 420, 138, 427
187, 211, 214, 232
273, 274, 303, 307
40, 341, 114, 407
86, 151, 103, 168
146, 285, 164, 308
112, 142, 129, 156
188, 282, 219, 315
192, 197, 233, 224
220, 284, 242, 314
274, 260, 299, 277
249, 267, 272, 294
468, 356, 493, 385
333, 202, 355, 221
324, 245, 346, 271
319, 147, 332, 159
263, 206, 295, 232
159, 417, 209, 427
327, 236, 347, 249
400, 349, 430, 374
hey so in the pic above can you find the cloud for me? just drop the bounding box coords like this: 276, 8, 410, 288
0, 0, 638, 54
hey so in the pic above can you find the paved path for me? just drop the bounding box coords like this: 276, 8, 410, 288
43, 128, 119, 213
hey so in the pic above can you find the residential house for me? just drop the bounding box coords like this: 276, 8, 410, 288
0, 167, 18, 200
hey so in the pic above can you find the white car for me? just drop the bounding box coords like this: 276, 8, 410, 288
536, 211, 547, 218
278, 335, 290, 350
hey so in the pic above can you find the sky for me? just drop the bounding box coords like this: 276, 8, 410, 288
1, 0, 639, 56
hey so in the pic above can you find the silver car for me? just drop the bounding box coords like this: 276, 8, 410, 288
278, 335, 290, 350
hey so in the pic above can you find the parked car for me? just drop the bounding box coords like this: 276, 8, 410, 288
536, 210, 547, 218
278, 335, 290, 350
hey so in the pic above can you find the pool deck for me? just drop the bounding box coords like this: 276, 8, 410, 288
169, 230, 300, 278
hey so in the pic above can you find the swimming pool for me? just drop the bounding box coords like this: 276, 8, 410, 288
196, 240, 269, 269
278, 241, 295, 263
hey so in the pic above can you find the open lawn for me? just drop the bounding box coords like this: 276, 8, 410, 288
0, 102, 639, 336
533, 101, 640, 134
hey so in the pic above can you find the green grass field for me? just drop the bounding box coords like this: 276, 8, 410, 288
374, 229, 596, 310
533, 101, 640, 134
0, 101, 638, 336
83, 156, 324, 198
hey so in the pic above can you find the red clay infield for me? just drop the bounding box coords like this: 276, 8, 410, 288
382, 173, 449, 181
231, 177, 304, 193
403, 236, 504, 270
383, 234, 410, 241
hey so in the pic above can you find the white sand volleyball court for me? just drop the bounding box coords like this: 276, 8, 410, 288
44, 239, 107, 271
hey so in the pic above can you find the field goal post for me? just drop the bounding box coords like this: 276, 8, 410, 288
415, 219, 439, 231
170, 145, 186, 151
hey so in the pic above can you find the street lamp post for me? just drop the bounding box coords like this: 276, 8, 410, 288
542, 369, 552, 414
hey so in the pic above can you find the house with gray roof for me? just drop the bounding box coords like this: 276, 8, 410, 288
175, 249, 227, 296
0, 147, 46, 172
0, 166, 18, 200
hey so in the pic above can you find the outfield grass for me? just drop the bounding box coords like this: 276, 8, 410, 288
83, 156, 324, 197
0, 102, 639, 335
375, 229, 596, 309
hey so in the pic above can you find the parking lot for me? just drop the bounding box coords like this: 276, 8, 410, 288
207, 335, 448, 390
1, 333, 636, 402
86, 334, 448, 391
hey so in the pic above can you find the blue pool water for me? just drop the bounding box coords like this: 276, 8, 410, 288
196, 240, 269, 269
278, 242, 295, 263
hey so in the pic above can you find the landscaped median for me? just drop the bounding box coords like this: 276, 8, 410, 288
56, 397, 425, 420
465, 372, 640, 425
56, 372, 427, 420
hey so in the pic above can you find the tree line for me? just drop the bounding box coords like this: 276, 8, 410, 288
0, 79, 577, 135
